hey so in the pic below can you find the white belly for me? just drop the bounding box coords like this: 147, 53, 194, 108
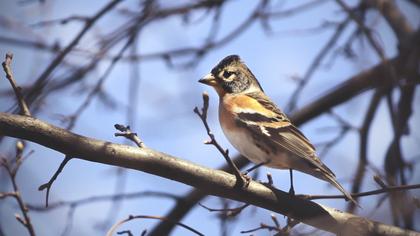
221, 124, 270, 165
221, 123, 292, 169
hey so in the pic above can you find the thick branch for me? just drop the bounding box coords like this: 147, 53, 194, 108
0, 113, 417, 236
291, 56, 399, 125
366, 0, 413, 41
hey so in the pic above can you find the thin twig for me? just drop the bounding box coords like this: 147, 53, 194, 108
285, 16, 351, 112
240, 223, 279, 234
114, 124, 145, 148
25, 0, 124, 107
335, 0, 386, 61
0, 192, 17, 199
2, 53, 31, 116
300, 183, 420, 200
198, 202, 250, 217
116, 230, 133, 236
0, 143, 35, 236
194, 92, 247, 187
65, 32, 138, 130
106, 215, 204, 236
240, 215, 299, 235
27, 190, 178, 236
348, 88, 384, 212
30, 15, 90, 28
38, 156, 72, 207
28, 191, 180, 211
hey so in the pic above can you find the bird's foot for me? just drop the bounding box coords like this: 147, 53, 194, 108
233, 171, 252, 188
240, 172, 251, 187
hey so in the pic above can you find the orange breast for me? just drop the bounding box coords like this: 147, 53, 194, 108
219, 94, 277, 126
219, 95, 237, 132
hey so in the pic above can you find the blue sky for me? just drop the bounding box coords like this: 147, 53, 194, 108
1, 0, 419, 235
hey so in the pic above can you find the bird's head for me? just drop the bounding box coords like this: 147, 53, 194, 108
199, 55, 263, 96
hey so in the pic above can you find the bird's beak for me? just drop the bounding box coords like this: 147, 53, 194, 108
199, 73, 217, 87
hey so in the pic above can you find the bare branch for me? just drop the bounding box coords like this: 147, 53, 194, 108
198, 202, 250, 217
38, 156, 72, 207
114, 124, 145, 148
149, 157, 249, 236
24, 0, 124, 107
285, 16, 351, 112
194, 92, 247, 187
0, 113, 418, 235
348, 88, 384, 212
300, 183, 420, 200
366, 0, 413, 41
335, 0, 387, 61
290, 56, 400, 126
2, 53, 31, 116
0, 144, 36, 236
106, 215, 204, 236
30, 15, 89, 28
27, 191, 180, 211
0, 191, 17, 199
0, 36, 60, 53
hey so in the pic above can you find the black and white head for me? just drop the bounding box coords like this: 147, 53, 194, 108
199, 55, 263, 96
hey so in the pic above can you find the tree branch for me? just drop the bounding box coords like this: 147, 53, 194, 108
0, 142, 35, 236
194, 92, 246, 187
38, 156, 72, 207
300, 183, 420, 200
366, 0, 413, 41
0, 113, 417, 236
2, 53, 31, 116
106, 215, 204, 236
291, 56, 400, 126
24, 0, 123, 107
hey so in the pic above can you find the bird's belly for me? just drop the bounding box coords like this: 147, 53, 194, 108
221, 127, 293, 170
221, 126, 271, 165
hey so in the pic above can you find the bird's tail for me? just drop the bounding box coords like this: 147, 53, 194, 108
323, 173, 359, 207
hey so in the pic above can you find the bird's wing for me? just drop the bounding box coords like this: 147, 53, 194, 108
236, 92, 335, 176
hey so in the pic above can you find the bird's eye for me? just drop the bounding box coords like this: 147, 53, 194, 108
223, 71, 234, 78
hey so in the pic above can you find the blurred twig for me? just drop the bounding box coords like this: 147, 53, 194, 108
348, 88, 384, 212
300, 183, 420, 200
0, 142, 35, 236
106, 215, 204, 236
24, 0, 124, 107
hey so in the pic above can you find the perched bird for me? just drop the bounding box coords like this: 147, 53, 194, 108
199, 54, 356, 204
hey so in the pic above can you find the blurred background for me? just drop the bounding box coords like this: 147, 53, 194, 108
0, 0, 419, 235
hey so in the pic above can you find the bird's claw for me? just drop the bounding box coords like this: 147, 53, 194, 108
238, 172, 251, 188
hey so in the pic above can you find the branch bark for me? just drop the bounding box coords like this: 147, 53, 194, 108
0, 113, 418, 236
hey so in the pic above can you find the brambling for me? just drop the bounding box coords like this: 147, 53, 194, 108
199, 55, 357, 204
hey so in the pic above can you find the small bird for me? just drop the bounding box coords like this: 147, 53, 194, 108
199, 55, 356, 204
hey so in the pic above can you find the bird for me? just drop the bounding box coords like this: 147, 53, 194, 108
198, 54, 357, 205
